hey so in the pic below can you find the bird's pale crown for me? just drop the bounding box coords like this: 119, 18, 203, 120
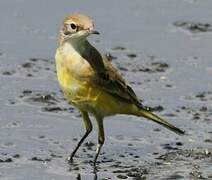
60, 13, 99, 44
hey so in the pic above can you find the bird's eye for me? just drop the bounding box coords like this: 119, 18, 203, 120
70, 23, 77, 30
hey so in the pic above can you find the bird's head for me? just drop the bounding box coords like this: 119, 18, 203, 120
60, 13, 99, 43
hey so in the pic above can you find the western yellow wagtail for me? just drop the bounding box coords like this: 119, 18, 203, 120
55, 13, 184, 167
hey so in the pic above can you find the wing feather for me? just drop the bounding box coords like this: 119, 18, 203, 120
92, 55, 143, 107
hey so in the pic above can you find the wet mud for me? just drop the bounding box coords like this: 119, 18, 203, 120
0, 0, 212, 179
173, 21, 212, 34
1, 48, 211, 179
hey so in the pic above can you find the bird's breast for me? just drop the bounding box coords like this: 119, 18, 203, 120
55, 45, 95, 102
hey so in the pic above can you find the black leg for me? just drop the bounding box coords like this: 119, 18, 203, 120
93, 118, 105, 169
93, 140, 104, 167
67, 130, 91, 162
67, 111, 92, 163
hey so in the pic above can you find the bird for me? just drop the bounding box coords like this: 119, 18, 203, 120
55, 13, 184, 167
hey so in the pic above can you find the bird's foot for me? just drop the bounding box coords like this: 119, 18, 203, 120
93, 165, 98, 174
66, 155, 74, 164
93, 160, 99, 173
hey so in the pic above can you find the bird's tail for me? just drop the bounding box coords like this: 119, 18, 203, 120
136, 107, 184, 135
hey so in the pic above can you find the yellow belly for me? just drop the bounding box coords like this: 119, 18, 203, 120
56, 67, 135, 117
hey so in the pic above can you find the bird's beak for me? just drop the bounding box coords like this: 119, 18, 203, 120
90, 30, 100, 35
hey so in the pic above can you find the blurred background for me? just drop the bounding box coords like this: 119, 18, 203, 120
0, 0, 211, 179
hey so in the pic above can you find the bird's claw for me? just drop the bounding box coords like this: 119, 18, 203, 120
66, 155, 74, 164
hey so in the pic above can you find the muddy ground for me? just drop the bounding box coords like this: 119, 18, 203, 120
0, 0, 212, 179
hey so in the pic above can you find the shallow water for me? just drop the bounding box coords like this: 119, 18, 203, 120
0, 0, 212, 179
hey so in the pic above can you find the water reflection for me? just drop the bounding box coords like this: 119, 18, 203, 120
68, 162, 98, 180
76, 172, 98, 180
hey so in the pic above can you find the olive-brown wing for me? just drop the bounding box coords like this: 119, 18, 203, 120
91, 55, 143, 108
